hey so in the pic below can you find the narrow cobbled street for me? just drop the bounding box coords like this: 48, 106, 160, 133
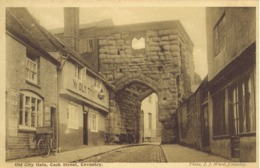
81, 144, 231, 163
82, 145, 166, 162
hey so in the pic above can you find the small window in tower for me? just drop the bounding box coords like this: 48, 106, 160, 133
132, 37, 145, 49
79, 38, 94, 54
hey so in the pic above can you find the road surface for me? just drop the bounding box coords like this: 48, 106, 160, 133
82, 144, 166, 162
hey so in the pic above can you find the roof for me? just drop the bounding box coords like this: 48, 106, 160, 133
6, 8, 113, 89
6, 8, 60, 65
49, 18, 114, 34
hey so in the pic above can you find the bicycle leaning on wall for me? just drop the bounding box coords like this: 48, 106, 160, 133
35, 126, 56, 157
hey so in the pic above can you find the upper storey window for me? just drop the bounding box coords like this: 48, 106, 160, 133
74, 63, 85, 81
79, 38, 94, 54
214, 13, 226, 56
26, 54, 39, 84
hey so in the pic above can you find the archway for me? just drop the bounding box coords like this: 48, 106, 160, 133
105, 73, 181, 144
95, 23, 196, 144
106, 78, 158, 144
141, 93, 161, 143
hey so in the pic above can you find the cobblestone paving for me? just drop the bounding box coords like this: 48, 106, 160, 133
82, 145, 166, 162
161, 145, 231, 162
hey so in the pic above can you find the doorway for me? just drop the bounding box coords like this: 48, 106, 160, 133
83, 112, 88, 145
51, 107, 57, 149
229, 86, 240, 159
201, 104, 210, 149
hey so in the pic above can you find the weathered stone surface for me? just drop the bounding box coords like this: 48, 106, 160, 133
170, 45, 180, 52
161, 36, 169, 41
114, 72, 124, 79
109, 49, 118, 55
99, 54, 107, 59
117, 40, 124, 45
150, 46, 160, 52
149, 41, 159, 46
113, 33, 121, 40
125, 41, 131, 45
96, 26, 195, 144
125, 49, 132, 55
159, 41, 169, 46
158, 29, 178, 36
147, 30, 157, 37
107, 40, 116, 46
122, 34, 129, 39
150, 51, 157, 56
162, 44, 171, 51
151, 37, 160, 42
169, 35, 179, 40
99, 47, 109, 54
99, 40, 107, 46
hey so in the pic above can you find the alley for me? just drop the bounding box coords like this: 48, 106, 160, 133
5, 7, 256, 163
8, 144, 232, 163
81, 144, 230, 163
81, 145, 166, 162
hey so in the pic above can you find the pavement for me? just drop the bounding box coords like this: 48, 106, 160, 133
161, 144, 231, 162
7, 143, 231, 163
7, 145, 129, 162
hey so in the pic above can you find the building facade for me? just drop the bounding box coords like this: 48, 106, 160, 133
6, 8, 112, 159
206, 7, 256, 162
6, 8, 60, 160
56, 8, 111, 151
176, 7, 256, 162
176, 76, 209, 150
64, 20, 197, 144
58, 53, 110, 152
141, 93, 161, 142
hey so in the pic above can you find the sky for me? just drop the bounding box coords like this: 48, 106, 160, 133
27, 7, 208, 79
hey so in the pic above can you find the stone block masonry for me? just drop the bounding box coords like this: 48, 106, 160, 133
80, 21, 197, 144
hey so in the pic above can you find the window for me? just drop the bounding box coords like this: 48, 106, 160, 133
19, 91, 43, 129
229, 73, 255, 134
74, 64, 83, 80
214, 14, 225, 56
90, 112, 98, 132
26, 55, 38, 84
212, 89, 228, 136
79, 38, 94, 54
132, 37, 145, 49
148, 113, 152, 129
67, 104, 79, 129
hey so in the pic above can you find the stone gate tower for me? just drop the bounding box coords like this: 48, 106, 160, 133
55, 20, 197, 144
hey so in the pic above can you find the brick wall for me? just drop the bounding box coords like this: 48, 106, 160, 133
6, 35, 58, 160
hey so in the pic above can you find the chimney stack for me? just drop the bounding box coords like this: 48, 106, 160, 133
64, 7, 79, 52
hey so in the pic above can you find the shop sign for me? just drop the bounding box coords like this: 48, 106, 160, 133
73, 79, 87, 93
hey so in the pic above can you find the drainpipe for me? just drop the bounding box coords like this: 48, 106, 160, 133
56, 53, 70, 152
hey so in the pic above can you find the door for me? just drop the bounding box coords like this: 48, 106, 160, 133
51, 107, 57, 149
83, 112, 88, 145
229, 86, 240, 159
201, 104, 210, 148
